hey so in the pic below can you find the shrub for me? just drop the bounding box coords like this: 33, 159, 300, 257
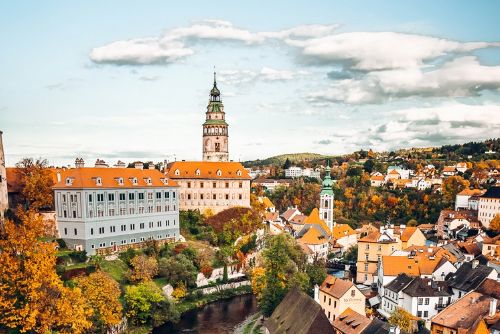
68, 250, 87, 263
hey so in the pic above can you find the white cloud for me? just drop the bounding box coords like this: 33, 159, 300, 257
218, 67, 306, 85
90, 38, 193, 65
308, 56, 500, 104
260, 24, 339, 39
286, 31, 499, 70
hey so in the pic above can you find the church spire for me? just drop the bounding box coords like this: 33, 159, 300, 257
210, 67, 220, 101
321, 160, 334, 195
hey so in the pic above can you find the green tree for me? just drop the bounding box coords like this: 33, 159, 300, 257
363, 159, 375, 173
124, 282, 164, 325
342, 245, 358, 262
158, 254, 197, 287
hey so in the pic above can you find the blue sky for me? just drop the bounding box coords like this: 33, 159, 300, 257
1, 1, 500, 166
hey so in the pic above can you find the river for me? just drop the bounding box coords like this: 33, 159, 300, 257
153, 294, 258, 334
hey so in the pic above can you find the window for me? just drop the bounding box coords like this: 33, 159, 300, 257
74, 228, 78, 235
172, 192, 176, 199
351, 290, 355, 297
213, 182, 217, 188
129, 193, 135, 200
334, 301, 337, 308
187, 182, 191, 188
147, 193, 153, 200
165, 191, 170, 199
418, 298, 423, 305
97, 194, 104, 202
425, 298, 429, 305
156, 192, 161, 199
109, 208, 115, 216
423, 311, 428, 318
323, 295, 326, 302
365, 244, 370, 250
88, 194, 93, 202
364, 263, 368, 271
91, 244, 95, 249
239, 194, 242, 200
130, 224, 135, 230
119, 193, 126, 201
328, 298, 331, 305
90, 228, 94, 235
110, 226, 116, 233
139, 193, 144, 200
365, 254, 369, 261
225, 194, 229, 200
200, 182, 204, 188
121, 225, 126, 232
225, 182, 229, 188
108, 193, 115, 201
417, 311, 422, 317
213, 194, 217, 200
99, 227, 104, 234
239, 182, 243, 188
157, 221, 162, 227
140, 223, 144, 229
149, 222, 153, 228
72, 211, 77, 218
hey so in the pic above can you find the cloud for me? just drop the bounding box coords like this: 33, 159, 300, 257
218, 67, 308, 85
260, 24, 339, 39
316, 139, 333, 145
308, 56, 500, 104
90, 38, 193, 65
286, 31, 500, 70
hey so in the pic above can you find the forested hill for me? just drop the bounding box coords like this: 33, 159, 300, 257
243, 153, 327, 167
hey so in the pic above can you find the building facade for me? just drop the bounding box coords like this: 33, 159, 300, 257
202, 72, 229, 162
478, 186, 500, 228
315, 275, 366, 323
166, 161, 251, 214
53, 162, 180, 255
0, 130, 8, 222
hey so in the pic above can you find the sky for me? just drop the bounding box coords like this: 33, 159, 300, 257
1, 1, 500, 167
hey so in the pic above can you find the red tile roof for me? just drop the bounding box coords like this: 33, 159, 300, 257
166, 161, 250, 180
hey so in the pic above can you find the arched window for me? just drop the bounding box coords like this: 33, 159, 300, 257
175, 169, 180, 176
217, 170, 222, 176
237, 170, 242, 176
196, 169, 201, 176
324, 212, 328, 219
324, 200, 328, 208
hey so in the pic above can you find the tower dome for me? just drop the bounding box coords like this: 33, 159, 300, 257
321, 163, 334, 195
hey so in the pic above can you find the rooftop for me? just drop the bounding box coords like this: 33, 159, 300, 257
447, 262, 494, 292
332, 308, 371, 334
166, 161, 250, 180
320, 275, 355, 299
481, 186, 500, 199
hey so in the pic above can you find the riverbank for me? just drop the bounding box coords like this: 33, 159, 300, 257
129, 285, 254, 334
153, 293, 258, 333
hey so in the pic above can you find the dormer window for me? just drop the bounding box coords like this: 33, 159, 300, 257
160, 178, 168, 185
217, 169, 222, 176
237, 170, 242, 176
130, 177, 138, 185
196, 169, 201, 176
144, 177, 152, 185
116, 177, 124, 186
175, 169, 180, 176
65, 178, 74, 186
95, 177, 102, 186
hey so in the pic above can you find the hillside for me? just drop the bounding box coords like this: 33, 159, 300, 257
243, 153, 328, 167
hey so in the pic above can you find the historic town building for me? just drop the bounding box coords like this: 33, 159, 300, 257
53, 159, 180, 255
165, 161, 251, 214
165, 74, 251, 214
202, 72, 229, 162
0, 130, 8, 223
319, 163, 334, 232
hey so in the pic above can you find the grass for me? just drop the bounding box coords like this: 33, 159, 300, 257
65, 262, 91, 269
56, 249, 74, 257
153, 277, 169, 289
100, 259, 129, 282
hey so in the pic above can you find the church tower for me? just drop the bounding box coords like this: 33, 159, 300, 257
202, 72, 229, 162
319, 162, 335, 231
0, 130, 8, 223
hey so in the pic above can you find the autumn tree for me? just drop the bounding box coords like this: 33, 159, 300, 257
15, 158, 55, 211
490, 214, 500, 233
74, 270, 123, 333
389, 307, 414, 334
0, 210, 92, 333
129, 255, 158, 283
441, 175, 470, 204
158, 254, 197, 287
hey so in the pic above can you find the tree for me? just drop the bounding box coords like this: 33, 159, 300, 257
171, 282, 187, 301
388, 308, 413, 334
124, 282, 164, 325
129, 255, 158, 283
15, 157, 55, 211
283, 158, 291, 170
158, 254, 197, 287
363, 159, 375, 173
441, 175, 469, 204
75, 270, 123, 332
222, 263, 229, 283
342, 245, 358, 262
490, 214, 500, 233
0, 209, 92, 333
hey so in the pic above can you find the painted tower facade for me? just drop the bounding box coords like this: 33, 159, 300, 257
202, 72, 229, 162
319, 163, 334, 231
0, 131, 8, 222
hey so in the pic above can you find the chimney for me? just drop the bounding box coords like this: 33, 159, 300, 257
313, 284, 320, 303
75, 158, 85, 168
490, 298, 497, 317
114, 160, 126, 168
472, 259, 479, 269
94, 159, 108, 168
56, 171, 61, 183
148, 163, 155, 170
134, 161, 143, 170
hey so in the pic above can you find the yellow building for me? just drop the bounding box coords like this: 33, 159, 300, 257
315, 275, 366, 323
356, 231, 402, 284
396, 226, 427, 249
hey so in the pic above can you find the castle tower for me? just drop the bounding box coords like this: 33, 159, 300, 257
202, 71, 229, 162
319, 162, 335, 231
0, 131, 8, 222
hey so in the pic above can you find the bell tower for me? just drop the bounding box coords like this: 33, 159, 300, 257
319, 161, 335, 232
202, 71, 229, 162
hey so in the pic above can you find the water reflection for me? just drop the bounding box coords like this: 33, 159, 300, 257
153, 294, 257, 334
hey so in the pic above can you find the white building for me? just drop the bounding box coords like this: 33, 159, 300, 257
387, 166, 411, 179
54, 159, 180, 255
478, 186, 500, 228
302, 167, 321, 179
455, 188, 485, 211
285, 166, 303, 178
